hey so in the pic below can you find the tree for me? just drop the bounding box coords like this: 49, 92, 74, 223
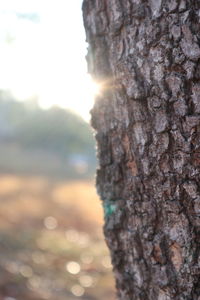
82, 1, 200, 299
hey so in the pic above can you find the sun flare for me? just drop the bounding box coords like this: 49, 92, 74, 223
36, 74, 101, 122
0, 1, 103, 122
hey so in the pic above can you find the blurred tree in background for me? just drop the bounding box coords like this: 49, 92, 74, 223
0, 90, 96, 178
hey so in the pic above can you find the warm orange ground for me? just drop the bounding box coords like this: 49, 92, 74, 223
0, 175, 115, 300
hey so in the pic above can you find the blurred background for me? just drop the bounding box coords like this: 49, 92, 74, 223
0, 1, 115, 300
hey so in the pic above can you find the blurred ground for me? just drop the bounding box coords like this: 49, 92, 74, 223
0, 174, 115, 300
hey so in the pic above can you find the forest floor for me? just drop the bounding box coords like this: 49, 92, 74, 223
0, 174, 115, 300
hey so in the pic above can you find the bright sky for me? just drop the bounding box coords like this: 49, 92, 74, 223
0, 0, 98, 121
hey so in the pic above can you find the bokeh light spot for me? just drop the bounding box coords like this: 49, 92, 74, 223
78, 232, 90, 247
80, 253, 94, 264
65, 229, 79, 243
71, 284, 85, 297
66, 261, 80, 275
44, 216, 58, 230
32, 251, 46, 264
101, 255, 112, 269
27, 276, 41, 290
20, 265, 33, 278
79, 275, 93, 287
4, 261, 19, 274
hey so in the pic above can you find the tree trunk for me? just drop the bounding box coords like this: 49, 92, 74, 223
82, 1, 200, 299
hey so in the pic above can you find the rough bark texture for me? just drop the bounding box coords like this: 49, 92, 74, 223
82, 1, 200, 299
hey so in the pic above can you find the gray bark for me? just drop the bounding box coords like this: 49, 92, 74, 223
82, 1, 200, 299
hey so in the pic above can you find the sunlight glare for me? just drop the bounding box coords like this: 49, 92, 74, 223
88, 76, 101, 97
0, 1, 101, 122
36, 74, 100, 122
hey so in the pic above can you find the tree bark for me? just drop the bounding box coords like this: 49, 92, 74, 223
82, 1, 200, 299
